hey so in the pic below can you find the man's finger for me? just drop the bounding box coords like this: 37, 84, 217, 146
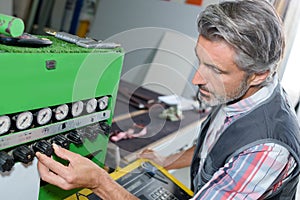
36, 153, 72, 189
36, 151, 69, 177
52, 144, 80, 161
141, 148, 154, 153
138, 149, 153, 156
37, 154, 51, 175
138, 149, 155, 157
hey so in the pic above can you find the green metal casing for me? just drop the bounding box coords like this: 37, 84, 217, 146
0, 38, 124, 199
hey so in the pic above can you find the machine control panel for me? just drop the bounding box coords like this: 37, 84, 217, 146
0, 96, 112, 172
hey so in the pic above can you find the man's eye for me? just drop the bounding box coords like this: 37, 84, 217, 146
205, 64, 223, 74
212, 67, 222, 74
197, 58, 201, 64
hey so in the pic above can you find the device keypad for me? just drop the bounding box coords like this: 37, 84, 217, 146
150, 187, 179, 200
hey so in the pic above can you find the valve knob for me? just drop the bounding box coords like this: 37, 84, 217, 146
12, 145, 35, 164
51, 134, 70, 149
32, 140, 53, 157
84, 126, 98, 141
0, 151, 14, 172
99, 122, 111, 135
66, 130, 83, 145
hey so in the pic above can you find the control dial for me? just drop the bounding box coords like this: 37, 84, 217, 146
54, 104, 69, 121
86, 98, 97, 113
12, 145, 35, 164
66, 130, 83, 145
99, 122, 111, 135
51, 134, 70, 149
37, 108, 52, 125
71, 101, 84, 117
0, 151, 14, 172
0, 115, 11, 135
16, 111, 33, 130
32, 140, 53, 157
84, 126, 98, 141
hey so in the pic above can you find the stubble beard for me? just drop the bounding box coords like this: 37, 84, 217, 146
198, 77, 250, 107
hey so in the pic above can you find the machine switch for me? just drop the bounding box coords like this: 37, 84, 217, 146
32, 140, 54, 157
12, 145, 35, 164
51, 134, 70, 149
84, 126, 98, 141
99, 122, 111, 135
66, 130, 83, 145
0, 151, 14, 172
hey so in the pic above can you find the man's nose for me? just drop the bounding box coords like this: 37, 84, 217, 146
192, 66, 206, 85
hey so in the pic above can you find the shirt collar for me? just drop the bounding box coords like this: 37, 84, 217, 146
223, 76, 279, 117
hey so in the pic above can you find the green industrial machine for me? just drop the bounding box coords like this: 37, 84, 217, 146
0, 37, 124, 199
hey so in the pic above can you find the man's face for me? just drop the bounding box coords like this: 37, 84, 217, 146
193, 36, 252, 106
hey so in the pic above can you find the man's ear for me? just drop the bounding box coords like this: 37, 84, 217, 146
248, 70, 270, 86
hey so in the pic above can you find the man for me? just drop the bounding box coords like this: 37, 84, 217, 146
36, 0, 300, 199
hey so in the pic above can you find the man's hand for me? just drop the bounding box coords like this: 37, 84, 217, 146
36, 144, 105, 191
36, 144, 139, 200
138, 146, 195, 170
138, 149, 168, 167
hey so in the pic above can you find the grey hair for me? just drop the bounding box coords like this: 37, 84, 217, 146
197, 0, 285, 83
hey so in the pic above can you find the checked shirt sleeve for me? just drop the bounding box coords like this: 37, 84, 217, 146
191, 143, 293, 200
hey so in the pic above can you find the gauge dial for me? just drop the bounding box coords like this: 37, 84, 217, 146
71, 101, 84, 117
54, 104, 69, 121
98, 96, 109, 110
0, 115, 11, 135
86, 98, 97, 113
37, 108, 52, 125
16, 111, 33, 130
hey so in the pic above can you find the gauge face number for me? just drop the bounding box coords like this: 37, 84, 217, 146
71, 101, 84, 117
37, 108, 52, 125
98, 96, 109, 110
86, 98, 97, 113
54, 104, 69, 121
16, 112, 33, 130
0, 115, 11, 134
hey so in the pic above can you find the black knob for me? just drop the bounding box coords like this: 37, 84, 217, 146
50, 134, 70, 149
0, 151, 14, 172
66, 130, 83, 145
12, 145, 35, 164
84, 126, 98, 141
99, 122, 111, 135
32, 140, 53, 157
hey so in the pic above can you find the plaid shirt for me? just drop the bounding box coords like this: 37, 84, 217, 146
192, 78, 296, 199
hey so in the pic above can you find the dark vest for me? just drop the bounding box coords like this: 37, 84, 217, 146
190, 85, 300, 199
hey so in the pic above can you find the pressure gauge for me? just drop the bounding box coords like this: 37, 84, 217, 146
16, 111, 33, 130
37, 108, 52, 125
98, 96, 109, 110
86, 98, 97, 113
71, 101, 84, 117
0, 115, 11, 135
54, 104, 69, 121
